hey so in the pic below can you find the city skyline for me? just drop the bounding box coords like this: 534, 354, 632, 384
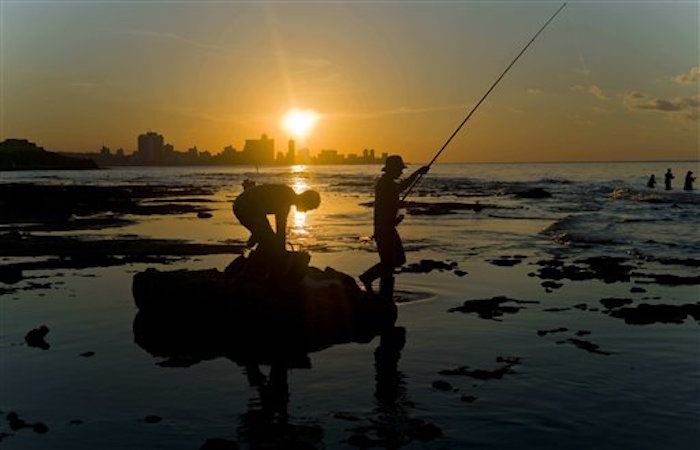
49, 130, 390, 166
1, 1, 698, 162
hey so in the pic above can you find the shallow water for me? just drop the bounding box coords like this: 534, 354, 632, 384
1, 162, 698, 449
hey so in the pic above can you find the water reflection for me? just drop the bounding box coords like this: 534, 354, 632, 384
291, 175, 310, 237
345, 327, 442, 447
131, 257, 400, 446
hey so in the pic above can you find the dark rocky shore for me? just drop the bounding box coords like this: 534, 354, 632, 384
0, 139, 97, 171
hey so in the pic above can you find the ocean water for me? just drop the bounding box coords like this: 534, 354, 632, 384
1, 162, 698, 449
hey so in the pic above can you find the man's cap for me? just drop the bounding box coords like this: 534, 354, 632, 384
382, 155, 407, 171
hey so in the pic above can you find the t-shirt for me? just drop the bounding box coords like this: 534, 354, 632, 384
234, 184, 296, 217
374, 175, 401, 230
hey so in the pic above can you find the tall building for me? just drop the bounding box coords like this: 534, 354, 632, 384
137, 131, 165, 161
242, 134, 274, 165
287, 139, 296, 164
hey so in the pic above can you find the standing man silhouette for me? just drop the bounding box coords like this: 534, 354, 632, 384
684, 171, 695, 191
664, 168, 674, 190
360, 156, 429, 297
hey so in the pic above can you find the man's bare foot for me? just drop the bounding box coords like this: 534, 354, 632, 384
359, 274, 374, 294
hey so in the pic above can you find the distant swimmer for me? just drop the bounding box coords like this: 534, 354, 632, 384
684, 171, 695, 191
646, 174, 656, 189
664, 168, 674, 190
359, 155, 429, 297
233, 184, 320, 257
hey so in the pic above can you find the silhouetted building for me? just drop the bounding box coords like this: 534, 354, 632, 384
318, 149, 342, 164
287, 139, 296, 164
136, 131, 165, 162
243, 134, 274, 165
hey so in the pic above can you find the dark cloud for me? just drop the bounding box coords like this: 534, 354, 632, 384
623, 92, 699, 121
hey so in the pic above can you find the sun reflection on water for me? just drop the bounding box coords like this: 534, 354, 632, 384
291, 172, 309, 234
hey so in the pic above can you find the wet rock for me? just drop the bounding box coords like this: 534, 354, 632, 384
630, 286, 646, 293
608, 303, 700, 325
543, 307, 571, 312
541, 281, 563, 290
0, 266, 22, 284
535, 256, 636, 284
0, 232, 244, 258
575, 330, 591, 336
454, 270, 468, 277
460, 395, 477, 403
79, 351, 95, 357
632, 272, 700, 286
448, 296, 539, 321
432, 380, 454, 391
331, 412, 360, 422
25, 325, 50, 350
197, 212, 213, 219
600, 297, 633, 309
156, 356, 199, 368
200, 438, 239, 450
573, 303, 588, 311
398, 259, 458, 274
0, 183, 213, 227
133, 251, 398, 368
32, 423, 49, 434
347, 434, 380, 447
6, 412, 48, 434
439, 357, 520, 380
405, 201, 499, 215
407, 419, 442, 441
6, 412, 24, 430
513, 187, 551, 199
652, 257, 700, 267
496, 356, 522, 365
566, 338, 612, 355
489, 257, 523, 267
537, 327, 568, 336
143, 415, 162, 424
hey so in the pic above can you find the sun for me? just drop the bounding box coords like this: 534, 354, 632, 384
282, 108, 320, 139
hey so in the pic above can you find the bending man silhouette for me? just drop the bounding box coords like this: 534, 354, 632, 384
233, 184, 320, 258
360, 156, 429, 296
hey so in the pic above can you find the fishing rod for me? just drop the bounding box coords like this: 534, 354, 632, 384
402, 2, 567, 201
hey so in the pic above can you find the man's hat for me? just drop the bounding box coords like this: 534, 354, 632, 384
382, 155, 407, 172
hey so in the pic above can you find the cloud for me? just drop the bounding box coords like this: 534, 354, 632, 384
623, 91, 699, 121
574, 49, 591, 77
570, 84, 607, 100
588, 85, 607, 100
329, 102, 470, 120
674, 67, 700, 85
115, 28, 225, 52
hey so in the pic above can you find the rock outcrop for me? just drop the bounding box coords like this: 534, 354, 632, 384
132, 252, 397, 366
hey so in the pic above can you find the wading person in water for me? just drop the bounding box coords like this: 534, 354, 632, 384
233, 184, 320, 259
360, 156, 429, 297
664, 168, 674, 190
684, 171, 695, 191
646, 174, 656, 189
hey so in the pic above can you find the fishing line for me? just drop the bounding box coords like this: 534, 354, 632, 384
402, 2, 567, 202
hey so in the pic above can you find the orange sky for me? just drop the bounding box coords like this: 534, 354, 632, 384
1, 1, 698, 162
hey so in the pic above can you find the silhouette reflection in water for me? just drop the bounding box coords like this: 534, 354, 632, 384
131, 254, 400, 448
346, 327, 443, 447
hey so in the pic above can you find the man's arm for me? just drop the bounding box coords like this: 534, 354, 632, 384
399, 165, 430, 191
275, 206, 289, 250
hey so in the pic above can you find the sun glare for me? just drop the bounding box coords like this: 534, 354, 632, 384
282, 108, 319, 139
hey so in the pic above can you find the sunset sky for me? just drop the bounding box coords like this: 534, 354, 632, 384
1, 1, 698, 162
